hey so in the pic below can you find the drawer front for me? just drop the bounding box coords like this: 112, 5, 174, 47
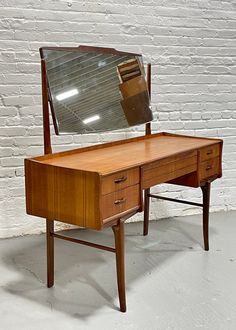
101, 184, 140, 220
142, 151, 197, 189
199, 144, 220, 162
101, 168, 139, 195
200, 157, 220, 181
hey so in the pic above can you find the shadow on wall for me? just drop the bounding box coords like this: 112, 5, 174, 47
2, 217, 212, 318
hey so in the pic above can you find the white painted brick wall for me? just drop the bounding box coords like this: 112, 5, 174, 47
0, 0, 236, 238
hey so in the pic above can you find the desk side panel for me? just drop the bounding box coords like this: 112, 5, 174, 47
25, 159, 101, 229
25, 160, 55, 219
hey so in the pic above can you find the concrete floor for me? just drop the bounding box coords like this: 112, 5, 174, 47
0, 211, 236, 330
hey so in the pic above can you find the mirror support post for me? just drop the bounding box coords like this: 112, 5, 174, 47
145, 63, 151, 136
41, 59, 52, 155
41, 58, 54, 287
143, 63, 152, 236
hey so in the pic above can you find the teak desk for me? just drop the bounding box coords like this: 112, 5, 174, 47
25, 131, 223, 312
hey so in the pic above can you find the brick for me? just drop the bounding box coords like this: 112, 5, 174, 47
15, 136, 43, 146
1, 127, 26, 136
1, 157, 24, 167
0, 139, 14, 149
0, 106, 18, 116
0, 148, 13, 156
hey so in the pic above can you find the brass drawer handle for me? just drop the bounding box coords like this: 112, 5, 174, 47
206, 165, 212, 170
114, 198, 126, 205
206, 150, 213, 155
114, 176, 127, 184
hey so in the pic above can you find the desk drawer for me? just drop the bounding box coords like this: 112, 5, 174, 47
101, 168, 139, 195
142, 151, 197, 189
199, 144, 220, 162
101, 184, 140, 220
200, 157, 220, 181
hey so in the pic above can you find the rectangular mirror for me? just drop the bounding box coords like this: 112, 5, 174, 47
40, 46, 153, 135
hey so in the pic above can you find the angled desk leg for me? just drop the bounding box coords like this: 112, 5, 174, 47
201, 182, 211, 251
143, 188, 150, 236
112, 220, 126, 312
46, 219, 54, 287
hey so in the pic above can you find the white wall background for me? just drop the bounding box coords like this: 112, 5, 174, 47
0, 0, 236, 238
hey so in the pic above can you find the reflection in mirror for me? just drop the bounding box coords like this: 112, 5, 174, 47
40, 46, 153, 135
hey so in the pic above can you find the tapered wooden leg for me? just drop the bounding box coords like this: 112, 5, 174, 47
143, 188, 150, 236
112, 220, 126, 312
46, 219, 54, 287
201, 182, 211, 251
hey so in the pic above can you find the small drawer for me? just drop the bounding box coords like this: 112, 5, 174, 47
199, 157, 220, 181
101, 168, 139, 195
101, 184, 140, 220
142, 151, 197, 189
199, 144, 220, 162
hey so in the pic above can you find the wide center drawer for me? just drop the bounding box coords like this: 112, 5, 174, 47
142, 151, 198, 189
101, 184, 140, 220
101, 168, 139, 195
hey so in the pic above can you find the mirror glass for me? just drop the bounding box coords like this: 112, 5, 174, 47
41, 46, 153, 135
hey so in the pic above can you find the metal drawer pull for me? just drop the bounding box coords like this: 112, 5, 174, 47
206, 165, 212, 170
206, 150, 213, 155
114, 176, 127, 183
114, 198, 126, 205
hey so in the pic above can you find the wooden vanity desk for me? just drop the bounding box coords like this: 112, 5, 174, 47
25, 131, 223, 313
25, 132, 222, 231
24, 46, 223, 313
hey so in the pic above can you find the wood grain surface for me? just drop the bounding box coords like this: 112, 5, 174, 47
25, 132, 223, 229
32, 132, 222, 175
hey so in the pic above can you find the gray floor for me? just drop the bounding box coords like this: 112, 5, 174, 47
0, 211, 236, 330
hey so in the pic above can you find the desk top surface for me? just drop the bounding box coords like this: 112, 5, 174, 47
33, 133, 221, 175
